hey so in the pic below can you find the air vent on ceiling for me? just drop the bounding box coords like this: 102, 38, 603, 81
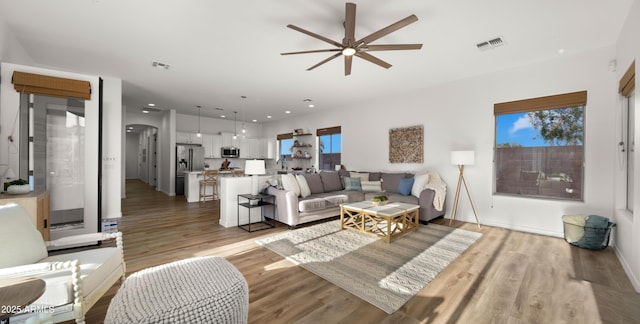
151, 61, 170, 70
477, 36, 505, 51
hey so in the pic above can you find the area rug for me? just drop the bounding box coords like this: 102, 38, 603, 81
256, 220, 482, 314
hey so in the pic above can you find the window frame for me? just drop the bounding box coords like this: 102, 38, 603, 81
619, 61, 635, 212
316, 126, 341, 171
493, 91, 587, 201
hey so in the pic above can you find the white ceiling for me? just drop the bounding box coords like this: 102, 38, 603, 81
0, 0, 634, 122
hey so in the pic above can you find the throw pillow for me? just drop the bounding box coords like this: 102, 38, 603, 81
281, 174, 300, 197
296, 174, 311, 198
411, 172, 430, 198
361, 180, 382, 192
397, 177, 415, 196
320, 171, 343, 192
343, 177, 362, 191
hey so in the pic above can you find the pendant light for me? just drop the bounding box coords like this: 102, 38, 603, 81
241, 96, 247, 136
196, 105, 202, 137
233, 111, 238, 140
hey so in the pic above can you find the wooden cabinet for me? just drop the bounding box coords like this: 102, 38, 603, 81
176, 131, 203, 145
0, 190, 50, 240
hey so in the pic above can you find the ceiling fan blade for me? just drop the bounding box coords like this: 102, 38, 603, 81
345, 55, 353, 76
307, 53, 343, 71
344, 3, 356, 46
363, 44, 423, 51
356, 14, 419, 46
281, 49, 341, 55
287, 24, 342, 48
355, 52, 392, 69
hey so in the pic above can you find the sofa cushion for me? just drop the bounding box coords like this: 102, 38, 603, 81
411, 173, 430, 198
298, 198, 327, 213
323, 194, 350, 207
38, 247, 123, 307
380, 173, 406, 193
398, 177, 415, 196
296, 174, 311, 198
281, 174, 300, 197
303, 173, 324, 194
343, 177, 362, 191
349, 172, 369, 181
0, 204, 48, 268
361, 180, 382, 192
320, 171, 343, 192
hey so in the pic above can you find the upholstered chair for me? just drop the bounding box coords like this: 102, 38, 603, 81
0, 203, 126, 324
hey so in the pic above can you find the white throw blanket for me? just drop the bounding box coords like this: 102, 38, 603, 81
424, 172, 447, 211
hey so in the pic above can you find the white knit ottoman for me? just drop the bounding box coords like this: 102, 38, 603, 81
105, 256, 249, 324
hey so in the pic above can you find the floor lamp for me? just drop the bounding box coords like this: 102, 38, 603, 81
449, 151, 481, 229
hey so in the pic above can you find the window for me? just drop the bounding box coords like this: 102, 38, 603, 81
620, 61, 635, 212
317, 126, 341, 171
276, 133, 293, 163
494, 91, 586, 200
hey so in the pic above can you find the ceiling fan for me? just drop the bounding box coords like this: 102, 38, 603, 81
281, 2, 423, 76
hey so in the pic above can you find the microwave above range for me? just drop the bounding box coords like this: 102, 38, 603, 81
221, 147, 240, 158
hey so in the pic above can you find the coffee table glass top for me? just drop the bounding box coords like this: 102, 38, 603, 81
341, 201, 419, 215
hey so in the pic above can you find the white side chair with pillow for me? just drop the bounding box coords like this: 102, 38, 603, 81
0, 203, 126, 324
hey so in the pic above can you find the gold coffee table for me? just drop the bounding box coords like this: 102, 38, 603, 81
340, 201, 419, 243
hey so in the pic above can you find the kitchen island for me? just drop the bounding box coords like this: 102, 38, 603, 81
183, 170, 243, 203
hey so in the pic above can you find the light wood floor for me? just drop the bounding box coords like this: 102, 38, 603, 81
75, 180, 640, 324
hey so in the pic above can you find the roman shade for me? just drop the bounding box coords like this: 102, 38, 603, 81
316, 126, 341, 136
494, 91, 587, 115
276, 133, 293, 140
619, 61, 635, 97
12, 71, 92, 100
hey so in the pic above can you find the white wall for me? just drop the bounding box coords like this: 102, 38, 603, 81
101, 76, 122, 219
176, 113, 264, 138
264, 46, 618, 239
614, 0, 640, 292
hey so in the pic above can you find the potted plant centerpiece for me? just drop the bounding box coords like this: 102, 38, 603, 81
5, 179, 30, 194
371, 195, 389, 206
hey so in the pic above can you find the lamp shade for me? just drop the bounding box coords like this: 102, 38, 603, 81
244, 160, 266, 175
451, 151, 475, 166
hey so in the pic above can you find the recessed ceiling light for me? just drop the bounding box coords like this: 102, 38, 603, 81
308, 104, 315, 108
558, 48, 565, 54
148, 103, 155, 107
285, 110, 291, 114
127, 126, 133, 130
142, 109, 149, 114
252, 119, 257, 122
221, 115, 226, 118
267, 115, 272, 119
126, 129, 131, 132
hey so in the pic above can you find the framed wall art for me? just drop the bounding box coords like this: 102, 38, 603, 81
389, 125, 423, 163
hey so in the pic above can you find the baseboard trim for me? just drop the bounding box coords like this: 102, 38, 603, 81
614, 246, 640, 293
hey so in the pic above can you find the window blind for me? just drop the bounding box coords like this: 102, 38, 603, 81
494, 91, 587, 115
276, 133, 293, 140
619, 61, 635, 97
12, 71, 91, 100
316, 126, 341, 136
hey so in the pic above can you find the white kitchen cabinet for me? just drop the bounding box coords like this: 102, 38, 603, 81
202, 134, 223, 158
221, 134, 239, 148
176, 131, 203, 145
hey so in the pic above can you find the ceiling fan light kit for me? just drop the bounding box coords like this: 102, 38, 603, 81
281, 2, 423, 76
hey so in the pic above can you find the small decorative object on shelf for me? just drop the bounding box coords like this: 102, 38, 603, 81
294, 128, 303, 135
371, 195, 389, 206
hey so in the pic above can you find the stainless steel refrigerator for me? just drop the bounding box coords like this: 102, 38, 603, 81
175, 144, 205, 195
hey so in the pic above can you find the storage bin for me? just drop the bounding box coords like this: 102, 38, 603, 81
562, 215, 615, 250
562, 215, 616, 250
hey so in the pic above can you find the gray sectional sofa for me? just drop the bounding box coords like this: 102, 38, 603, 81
265, 170, 446, 228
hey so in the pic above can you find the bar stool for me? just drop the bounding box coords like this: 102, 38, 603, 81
199, 170, 219, 202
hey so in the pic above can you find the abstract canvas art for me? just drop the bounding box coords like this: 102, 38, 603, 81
389, 125, 423, 163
